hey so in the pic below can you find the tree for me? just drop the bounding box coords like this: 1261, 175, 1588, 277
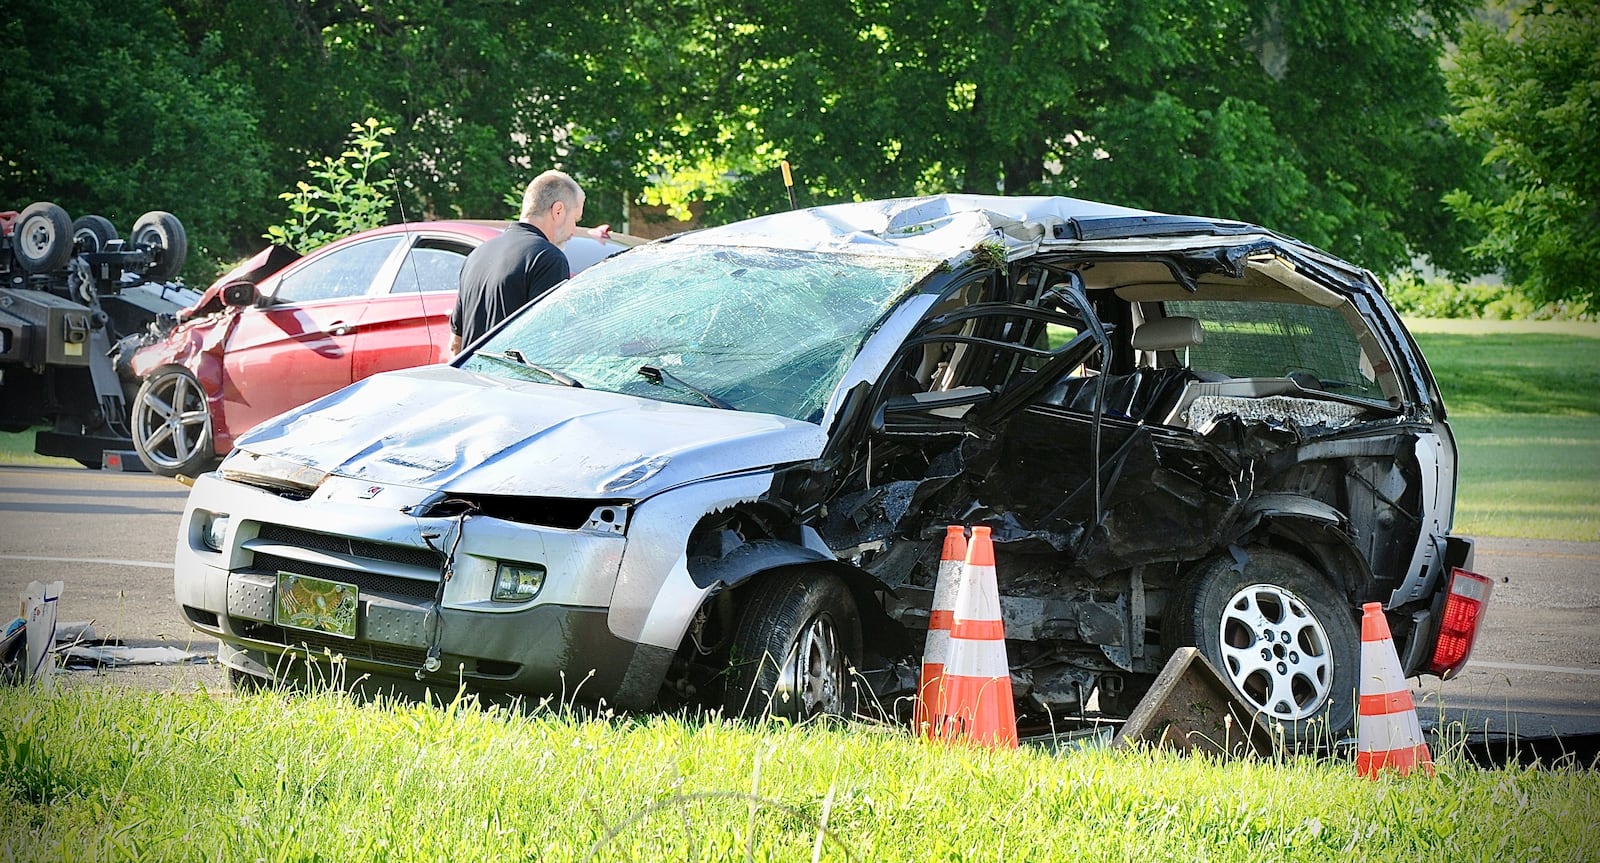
0, 0, 271, 277
607, 1, 1486, 275
1444, 1, 1600, 307
163, 0, 635, 229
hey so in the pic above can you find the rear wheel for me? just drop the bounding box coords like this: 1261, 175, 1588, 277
14, 202, 73, 273
722, 570, 862, 722
1165, 548, 1359, 742
132, 364, 217, 477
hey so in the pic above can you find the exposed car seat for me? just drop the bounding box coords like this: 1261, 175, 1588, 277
1040, 316, 1212, 421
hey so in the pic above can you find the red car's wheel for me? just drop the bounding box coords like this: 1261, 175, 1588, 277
132, 364, 217, 477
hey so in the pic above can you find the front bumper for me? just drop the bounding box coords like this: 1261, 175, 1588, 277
174, 472, 672, 707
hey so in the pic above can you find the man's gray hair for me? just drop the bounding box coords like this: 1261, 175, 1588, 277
520, 170, 583, 222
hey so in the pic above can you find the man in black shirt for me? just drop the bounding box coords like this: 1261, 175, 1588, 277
450, 170, 585, 354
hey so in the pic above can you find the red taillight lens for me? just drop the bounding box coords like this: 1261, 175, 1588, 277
1426, 567, 1494, 678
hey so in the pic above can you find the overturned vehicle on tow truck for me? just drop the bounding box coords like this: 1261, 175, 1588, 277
173, 195, 1492, 739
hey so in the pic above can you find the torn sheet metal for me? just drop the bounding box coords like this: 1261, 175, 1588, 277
677, 195, 1157, 258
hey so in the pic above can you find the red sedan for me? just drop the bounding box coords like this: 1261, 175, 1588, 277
127, 220, 635, 476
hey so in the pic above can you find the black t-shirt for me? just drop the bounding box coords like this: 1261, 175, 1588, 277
450, 222, 570, 347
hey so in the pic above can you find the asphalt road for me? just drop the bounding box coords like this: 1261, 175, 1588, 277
2, 464, 1597, 745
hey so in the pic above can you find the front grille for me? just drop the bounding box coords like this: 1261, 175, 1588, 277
257, 523, 440, 569
233, 619, 429, 667
252, 552, 438, 600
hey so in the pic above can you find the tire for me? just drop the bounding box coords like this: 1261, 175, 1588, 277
1165, 548, 1359, 742
228, 666, 271, 694
13, 202, 74, 273
72, 214, 118, 253
131, 364, 217, 477
722, 569, 862, 722
129, 210, 188, 282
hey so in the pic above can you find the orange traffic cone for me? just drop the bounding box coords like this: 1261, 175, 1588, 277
915, 525, 967, 736
931, 525, 1017, 749
1356, 602, 1434, 778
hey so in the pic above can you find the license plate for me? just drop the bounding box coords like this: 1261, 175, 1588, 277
274, 572, 359, 639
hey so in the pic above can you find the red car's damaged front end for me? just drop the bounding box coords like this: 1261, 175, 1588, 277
123, 221, 635, 476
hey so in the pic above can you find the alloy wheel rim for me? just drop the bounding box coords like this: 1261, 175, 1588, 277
1216, 583, 1333, 721
135, 372, 210, 469
776, 613, 844, 718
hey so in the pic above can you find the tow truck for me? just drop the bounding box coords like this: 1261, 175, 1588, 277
0, 201, 196, 468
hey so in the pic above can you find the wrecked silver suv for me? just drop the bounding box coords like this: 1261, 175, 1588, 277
173, 195, 1490, 738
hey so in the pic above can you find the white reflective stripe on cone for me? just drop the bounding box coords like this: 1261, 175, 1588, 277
1358, 709, 1427, 750
924, 630, 951, 665
942, 638, 1010, 677
1360, 634, 1401, 681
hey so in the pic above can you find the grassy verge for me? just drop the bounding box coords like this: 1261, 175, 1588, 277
1409, 320, 1600, 543
2, 688, 1595, 862
1450, 415, 1600, 541
0, 428, 78, 468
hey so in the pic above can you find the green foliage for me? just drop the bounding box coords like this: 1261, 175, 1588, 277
611, 0, 1487, 277
1444, 1, 1600, 307
1386, 274, 1595, 321
3, 687, 1598, 861
264, 119, 397, 252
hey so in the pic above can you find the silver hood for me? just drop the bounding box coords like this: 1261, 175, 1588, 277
231, 365, 828, 497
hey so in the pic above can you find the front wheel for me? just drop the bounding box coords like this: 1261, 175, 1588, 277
132, 364, 217, 477
722, 570, 862, 722
1165, 548, 1359, 742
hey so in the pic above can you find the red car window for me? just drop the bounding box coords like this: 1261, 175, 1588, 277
274, 236, 402, 304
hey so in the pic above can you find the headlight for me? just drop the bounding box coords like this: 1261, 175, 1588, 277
202, 514, 230, 552
492, 562, 546, 603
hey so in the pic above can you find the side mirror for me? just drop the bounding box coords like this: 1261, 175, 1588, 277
221, 281, 260, 307
871, 385, 993, 434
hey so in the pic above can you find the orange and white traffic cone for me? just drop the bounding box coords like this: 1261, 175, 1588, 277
931, 525, 1017, 749
915, 525, 966, 737
1355, 602, 1434, 778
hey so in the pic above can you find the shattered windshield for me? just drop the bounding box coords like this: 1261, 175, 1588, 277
461, 243, 929, 422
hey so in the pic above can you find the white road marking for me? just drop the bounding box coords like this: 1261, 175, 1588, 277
0, 554, 171, 570
1469, 660, 1600, 678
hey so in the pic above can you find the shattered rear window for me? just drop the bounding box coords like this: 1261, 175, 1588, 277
1165, 300, 1388, 402
464, 244, 927, 422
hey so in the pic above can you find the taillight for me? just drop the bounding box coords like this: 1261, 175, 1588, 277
1426, 567, 1494, 678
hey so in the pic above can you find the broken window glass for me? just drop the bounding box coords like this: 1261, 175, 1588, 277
1164, 299, 1387, 402
464, 244, 929, 422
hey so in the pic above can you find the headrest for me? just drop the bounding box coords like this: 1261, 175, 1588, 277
1132, 316, 1204, 351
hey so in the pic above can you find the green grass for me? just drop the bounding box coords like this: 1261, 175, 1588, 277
1410, 330, 1600, 417
0, 428, 78, 468
1409, 320, 1600, 542
2, 687, 1595, 862
1451, 415, 1600, 541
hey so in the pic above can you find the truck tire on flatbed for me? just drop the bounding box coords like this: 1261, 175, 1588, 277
14, 202, 74, 273
72, 215, 118, 253
130, 211, 188, 282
